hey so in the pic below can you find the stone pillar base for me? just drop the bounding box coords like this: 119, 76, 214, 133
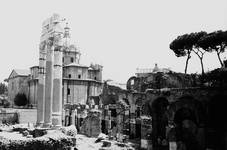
51, 125, 62, 129
43, 122, 52, 128
52, 112, 62, 128
36, 122, 44, 127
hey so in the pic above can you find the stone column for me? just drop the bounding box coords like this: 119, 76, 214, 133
43, 38, 54, 127
71, 109, 76, 126
74, 109, 78, 126
36, 41, 46, 126
108, 110, 112, 138
52, 44, 63, 128
117, 105, 123, 142
62, 108, 65, 126
65, 109, 70, 126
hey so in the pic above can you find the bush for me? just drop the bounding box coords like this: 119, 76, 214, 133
0, 131, 73, 150
14, 93, 28, 106
30, 128, 47, 138
2, 113, 19, 125
12, 127, 27, 133
60, 125, 77, 137
3, 101, 10, 108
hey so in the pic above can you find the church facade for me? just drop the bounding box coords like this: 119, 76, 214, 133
7, 14, 103, 110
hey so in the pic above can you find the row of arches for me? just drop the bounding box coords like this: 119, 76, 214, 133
144, 94, 227, 150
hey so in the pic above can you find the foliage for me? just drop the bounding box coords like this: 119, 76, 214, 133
0, 98, 10, 108
0, 131, 73, 150
3, 101, 10, 108
170, 31, 208, 74
12, 127, 28, 133
30, 128, 47, 138
14, 93, 28, 106
60, 125, 77, 137
198, 30, 227, 67
0, 82, 7, 95
2, 113, 19, 125
170, 34, 192, 74
203, 68, 227, 87
138, 72, 201, 91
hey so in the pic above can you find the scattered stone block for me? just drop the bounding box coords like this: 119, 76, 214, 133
102, 140, 111, 147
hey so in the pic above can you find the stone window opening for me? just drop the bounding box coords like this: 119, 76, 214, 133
68, 74, 71, 78
110, 109, 117, 117
67, 88, 70, 95
136, 107, 141, 117
94, 77, 97, 80
78, 74, 81, 79
71, 57, 74, 63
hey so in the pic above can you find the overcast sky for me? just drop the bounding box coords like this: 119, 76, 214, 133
0, 0, 227, 83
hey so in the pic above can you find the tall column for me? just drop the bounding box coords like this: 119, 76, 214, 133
52, 44, 63, 128
108, 110, 112, 138
71, 109, 76, 126
43, 38, 54, 127
36, 42, 46, 126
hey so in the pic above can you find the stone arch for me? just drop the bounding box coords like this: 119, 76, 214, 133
151, 97, 169, 148
169, 95, 205, 126
169, 95, 205, 150
126, 76, 137, 91
174, 107, 197, 126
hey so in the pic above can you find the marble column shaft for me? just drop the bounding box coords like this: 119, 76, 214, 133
52, 46, 63, 128
44, 42, 54, 127
37, 44, 46, 126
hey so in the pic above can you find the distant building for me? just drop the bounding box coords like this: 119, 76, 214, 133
7, 69, 30, 106
7, 22, 103, 107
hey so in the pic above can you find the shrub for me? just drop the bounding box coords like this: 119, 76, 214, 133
2, 113, 19, 125
14, 93, 28, 106
30, 128, 47, 138
3, 101, 10, 108
0, 131, 73, 150
12, 127, 27, 133
22, 130, 29, 136
60, 125, 77, 137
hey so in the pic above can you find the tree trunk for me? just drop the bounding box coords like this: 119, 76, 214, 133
200, 58, 204, 75
193, 49, 205, 75
184, 53, 191, 74
217, 52, 223, 67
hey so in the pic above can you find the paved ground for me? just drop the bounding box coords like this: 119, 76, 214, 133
75, 134, 136, 150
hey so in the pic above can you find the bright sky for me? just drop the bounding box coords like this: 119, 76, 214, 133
0, 0, 227, 83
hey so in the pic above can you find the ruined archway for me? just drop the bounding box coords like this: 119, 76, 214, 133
169, 95, 205, 150
151, 97, 169, 148
126, 76, 137, 91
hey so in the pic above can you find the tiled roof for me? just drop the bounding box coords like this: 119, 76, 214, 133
64, 63, 88, 68
14, 69, 30, 76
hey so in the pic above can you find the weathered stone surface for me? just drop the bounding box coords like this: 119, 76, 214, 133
80, 110, 101, 137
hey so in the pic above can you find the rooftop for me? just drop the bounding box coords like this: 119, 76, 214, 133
63, 62, 88, 68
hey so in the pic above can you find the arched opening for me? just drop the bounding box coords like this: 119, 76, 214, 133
151, 97, 169, 149
126, 76, 137, 91
208, 94, 227, 150
170, 95, 205, 150
174, 107, 200, 150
